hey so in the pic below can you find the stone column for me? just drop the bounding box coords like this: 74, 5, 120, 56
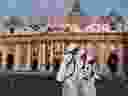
14, 43, 22, 70
50, 40, 54, 64
1, 51, 7, 70
38, 41, 42, 70
15, 43, 21, 64
39, 41, 47, 71
104, 41, 113, 64
39, 43, 42, 65
27, 41, 32, 64
96, 41, 107, 73
48, 40, 54, 72
39, 41, 46, 64
61, 41, 65, 63
42, 42, 46, 64
96, 42, 106, 64
25, 41, 32, 70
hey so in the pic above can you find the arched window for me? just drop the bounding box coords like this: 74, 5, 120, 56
6, 54, 14, 70
33, 59, 38, 64
7, 54, 14, 64
31, 59, 38, 71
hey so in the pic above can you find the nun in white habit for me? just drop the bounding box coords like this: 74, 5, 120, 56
56, 43, 97, 96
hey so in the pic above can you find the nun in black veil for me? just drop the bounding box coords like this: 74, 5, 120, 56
107, 50, 119, 72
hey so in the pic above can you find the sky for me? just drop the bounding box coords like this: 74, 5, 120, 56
0, 0, 32, 16
0, 0, 127, 16
80, 0, 120, 16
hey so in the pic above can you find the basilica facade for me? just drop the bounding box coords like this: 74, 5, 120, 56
0, 31, 127, 73
0, 16, 127, 76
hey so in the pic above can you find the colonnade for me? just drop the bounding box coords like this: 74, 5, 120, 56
0, 32, 126, 74
0, 40, 124, 72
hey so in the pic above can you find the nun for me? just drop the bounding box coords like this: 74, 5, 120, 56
56, 43, 97, 96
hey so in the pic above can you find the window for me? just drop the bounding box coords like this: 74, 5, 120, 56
6, 54, 14, 70
7, 54, 14, 64
31, 59, 38, 71
33, 59, 38, 64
